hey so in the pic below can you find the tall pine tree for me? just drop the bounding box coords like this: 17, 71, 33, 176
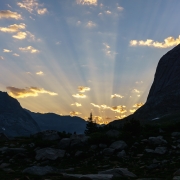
84, 112, 97, 135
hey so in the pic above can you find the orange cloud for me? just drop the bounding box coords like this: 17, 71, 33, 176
7, 86, 58, 98
78, 86, 90, 92
70, 111, 81, 116
71, 102, 82, 107
0, 10, 22, 19
133, 103, 144, 108
130, 36, 180, 48
111, 94, 123, 98
0, 23, 25, 33
72, 94, 86, 98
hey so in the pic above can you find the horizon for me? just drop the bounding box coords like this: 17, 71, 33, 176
1, 0, 180, 124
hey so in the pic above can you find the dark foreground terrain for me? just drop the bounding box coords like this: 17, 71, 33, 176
1, 113, 180, 180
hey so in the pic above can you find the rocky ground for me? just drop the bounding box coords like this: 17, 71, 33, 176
1, 123, 180, 180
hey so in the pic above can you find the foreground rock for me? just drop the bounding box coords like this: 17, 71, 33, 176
35, 148, 65, 160
99, 168, 137, 178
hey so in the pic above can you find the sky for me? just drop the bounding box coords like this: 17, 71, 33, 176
0, 0, 180, 124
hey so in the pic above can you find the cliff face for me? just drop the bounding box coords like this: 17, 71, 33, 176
0, 91, 40, 137
134, 44, 180, 120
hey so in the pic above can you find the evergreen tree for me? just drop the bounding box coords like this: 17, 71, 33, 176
84, 112, 97, 135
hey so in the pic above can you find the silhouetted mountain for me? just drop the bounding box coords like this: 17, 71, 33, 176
25, 110, 87, 134
0, 91, 40, 137
109, 44, 180, 127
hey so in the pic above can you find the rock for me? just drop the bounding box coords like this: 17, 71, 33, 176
102, 148, 115, 156
35, 148, 65, 160
106, 130, 120, 138
22, 165, 61, 176
99, 168, 137, 178
42, 130, 60, 141
174, 169, 180, 176
145, 149, 154, 153
154, 147, 167, 155
173, 177, 180, 180
172, 132, 180, 137
91, 145, 97, 150
0, 163, 10, 169
70, 138, 83, 148
99, 144, 107, 148
117, 150, 126, 158
58, 138, 71, 149
109, 140, 127, 150
75, 151, 83, 157
70, 134, 89, 143
6, 148, 27, 154
148, 136, 167, 145
63, 173, 113, 180
146, 164, 159, 170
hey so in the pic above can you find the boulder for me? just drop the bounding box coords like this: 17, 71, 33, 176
117, 150, 126, 158
103, 148, 115, 156
22, 166, 61, 176
106, 130, 120, 138
99, 168, 137, 178
148, 136, 167, 145
172, 132, 180, 137
75, 151, 83, 157
58, 138, 71, 149
109, 140, 127, 150
145, 149, 154, 153
154, 147, 167, 155
99, 144, 107, 148
35, 148, 65, 160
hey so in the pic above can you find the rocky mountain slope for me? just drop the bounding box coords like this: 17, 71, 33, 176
26, 110, 87, 134
134, 44, 180, 121
0, 91, 40, 137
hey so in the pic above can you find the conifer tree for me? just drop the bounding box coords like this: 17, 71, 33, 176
84, 112, 97, 135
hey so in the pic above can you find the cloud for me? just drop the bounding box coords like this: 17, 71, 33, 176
71, 102, 82, 107
105, 10, 111, 14
13, 32, 27, 39
110, 106, 126, 113
17, 0, 48, 15
130, 36, 180, 48
133, 103, 144, 108
0, 23, 26, 33
133, 89, 140, 93
7, 86, 58, 98
19, 46, 39, 53
0, 56, 4, 60
86, 21, 96, 28
76, 0, 97, 5
70, 111, 81, 116
72, 94, 86, 98
26, 31, 35, 40
13, 53, 20, 56
103, 43, 117, 58
91, 103, 101, 108
37, 8, 48, 15
76, 21, 81, 25
0, 10, 22, 19
93, 116, 103, 123
36, 71, 44, 75
117, 6, 123, 11
78, 86, 90, 92
137, 95, 141, 97
136, 81, 143, 84
3, 49, 12, 53
130, 109, 136, 113
111, 94, 123, 98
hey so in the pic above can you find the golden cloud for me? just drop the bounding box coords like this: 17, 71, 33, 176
3, 49, 12, 53
76, 0, 97, 5
86, 21, 96, 28
101, 104, 110, 109
72, 93, 86, 98
19, 46, 39, 53
133, 102, 144, 108
70, 111, 81, 116
130, 36, 180, 48
0, 10, 22, 19
13, 53, 20, 56
0, 23, 26, 33
130, 109, 136, 113
0, 56, 4, 60
17, 0, 39, 13
91, 103, 101, 108
133, 89, 140, 93
13, 32, 27, 39
36, 71, 44, 75
93, 116, 103, 122
71, 102, 82, 107
110, 106, 126, 113
78, 86, 90, 92
111, 94, 123, 98
37, 8, 48, 15
7, 86, 58, 98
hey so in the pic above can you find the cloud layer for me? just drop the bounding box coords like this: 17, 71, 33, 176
130, 36, 180, 48
7, 86, 58, 98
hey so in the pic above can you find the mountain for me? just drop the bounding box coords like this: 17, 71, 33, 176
25, 110, 87, 134
109, 44, 180, 127
0, 91, 40, 137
